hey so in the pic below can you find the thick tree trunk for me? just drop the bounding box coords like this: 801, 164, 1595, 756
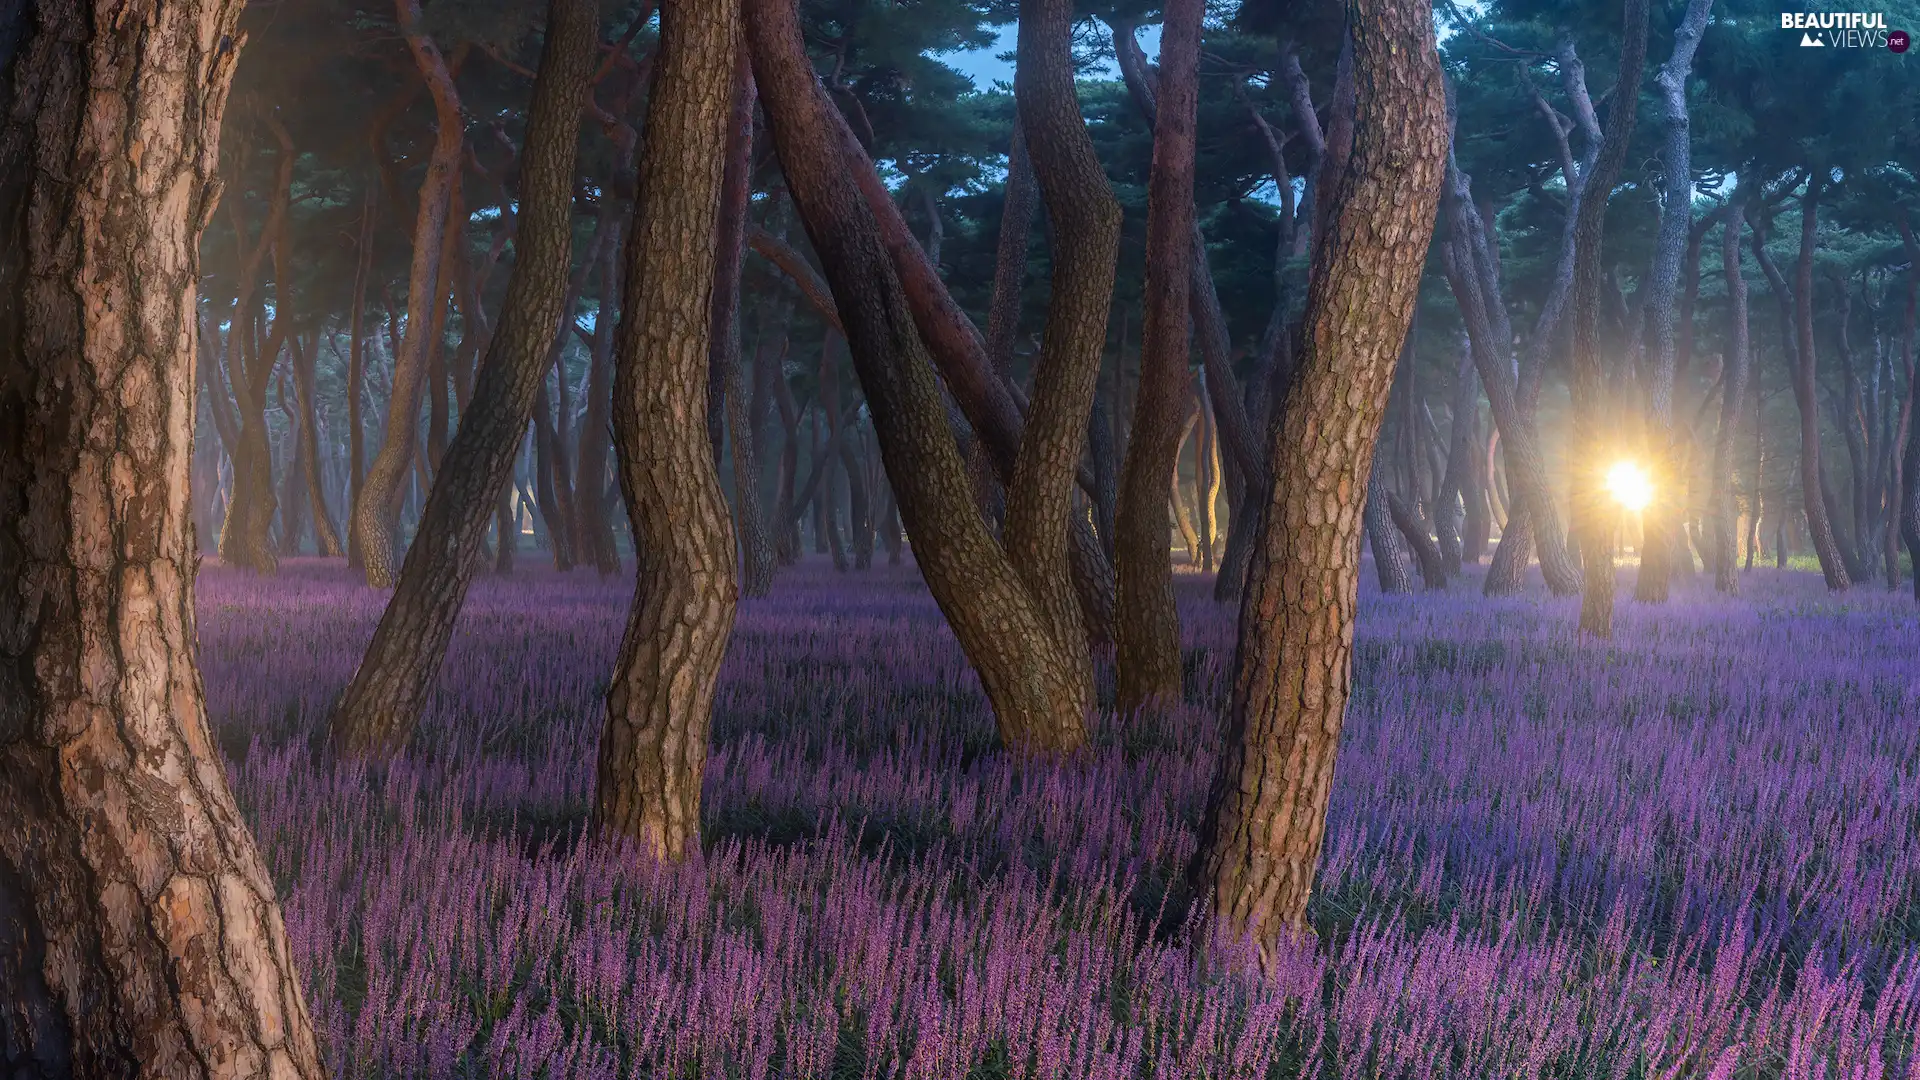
1710, 198, 1750, 593
597, 0, 745, 860
328, 0, 597, 758
1633, 0, 1714, 602
751, 0, 1090, 753
1112, 1, 1202, 711
1190, 0, 1447, 947
1570, 0, 1650, 636
0, 2, 325, 1071
353, 0, 466, 587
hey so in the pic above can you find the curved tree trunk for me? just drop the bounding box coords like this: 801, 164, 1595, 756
1710, 197, 1750, 593
352, 0, 466, 587
1786, 182, 1851, 589
1387, 488, 1448, 589
1112, 1, 1202, 711
329, 0, 598, 758
291, 336, 346, 557
1190, 0, 1447, 947
1570, 0, 1652, 636
0, 2, 325, 1070
712, 56, 774, 593
596, 0, 745, 860
1366, 471, 1415, 595
750, 0, 1090, 753
1634, 0, 1715, 602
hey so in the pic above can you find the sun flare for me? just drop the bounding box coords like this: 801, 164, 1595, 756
1604, 460, 1654, 513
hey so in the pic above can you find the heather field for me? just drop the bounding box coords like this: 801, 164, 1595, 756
198, 559, 1920, 1080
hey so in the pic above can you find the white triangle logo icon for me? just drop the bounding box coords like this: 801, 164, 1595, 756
1801, 31, 1825, 45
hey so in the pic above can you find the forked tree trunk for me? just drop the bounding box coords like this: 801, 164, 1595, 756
596, 0, 745, 860
353, 0, 465, 588
1387, 489, 1448, 589
0, 2, 325, 1071
1113, 0, 1203, 711
1190, 0, 1446, 948
750, 0, 1090, 753
1710, 196, 1751, 593
1570, 0, 1650, 636
329, 0, 598, 758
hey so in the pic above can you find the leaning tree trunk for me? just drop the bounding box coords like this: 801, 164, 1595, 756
291, 336, 347, 557
1112, 0, 1203, 712
596, 0, 745, 861
1570, 0, 1650, 637
1788, 179, 1851, 590
352, 0, 465, 588
1366, 468, 1415, 595
1190, 0, 1446, 949
1633, 0, 1714, 602
328, 0, 598, 759
750, 0, 1090, 753
1710, 195, 1751, 593
0, 2, 326, 1071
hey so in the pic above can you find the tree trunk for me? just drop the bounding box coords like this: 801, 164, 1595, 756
532, 372, 578, 570
712, 54, 773, 593
750, 0, 1090, 753
1710, 197, 1750, 593
425, 171, 463, 476
347, 184, 377, 569
1387, 488, 1448, 589
1197, 383, 1219, 573
291, 337, 346, 557
353, 0, 466, 587
1633, 0, 1714, 602
328, 0, 598, 758
1191, 0, 1447, 947
1569, 0, 1651, 636
1783, 183, 1851, 589
1366, 476, 1414, 594
974, 119, 1038, 519
597, 0, 745, 860
1112, 0, 1202, 712
0, 2, 325, 1070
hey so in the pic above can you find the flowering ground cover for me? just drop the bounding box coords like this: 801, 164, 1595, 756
199, 559, 1920, 1079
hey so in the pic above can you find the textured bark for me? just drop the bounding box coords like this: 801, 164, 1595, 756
328, 0, 597, 759
1570, 0, 1651, 636
1710, 199, 1750, 594
1112, 2, 1201, 712
985, 121, 1037, 377
353, 0, 466, 587
1191, 0, 1445, 947
597, 0, 744, 860
1634, 0, 1714, 602
750, 0, 1090, 753
712, 53, 773, 594
1366, 473, 1414, 595
1387, 489, 1447, 589
0, 2, 326, 1072
289, 337, 345, 557
216, 131, 292, 575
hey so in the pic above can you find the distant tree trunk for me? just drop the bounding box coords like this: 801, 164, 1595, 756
328, 0, 597, 758
495, 485, 518, 573
0, 1, 327, 1070
1088, 391, 1119, 563
1710, 198, 1750, 593
574, 228, 623, 575
1366, 468, 1414, 595
353, 0, 466, 587
772, 337, 802, 565
712, 55, 773, 593
842, 436, 873, 569
1387, 488, 1447, 589
347, 183, 377, 569
425, 171, 463, 475
1783, 182, 1851, 589
532, 372, 578, 570
1197, 384, 1219, 573
597, 0, 745, 860
1435, 332, 1478, 573
291, 336, 347, 557
751, 0, 1091, 753
1569, 0, 1650, 636
976, 119, 1037, 519
1191, 0, 1447, 947
1112, 0, 1202, 712
1634, 0, 1715, 602
275, 372, 308, 556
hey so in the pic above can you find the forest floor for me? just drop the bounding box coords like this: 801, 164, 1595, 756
200, 557, 1920, 1079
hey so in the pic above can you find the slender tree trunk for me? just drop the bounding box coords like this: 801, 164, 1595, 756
1711, 197, 1750, 593
532, 371, 578, 570
425, 171, 462, 475
597, 0, 745, 860
1366, 466, 1414, 595
1190, 0, 1447, 947
1197, 383, 1219, 573
0, 3, 326, 1070
353, 0, 466, 587
1570, 0, 1650, 636
291, 337, 346, 557
275, 372, 308, 556
347, 185, 377, 569
772, 332, 802, 565
1113, 0, 1202, 711
711, 54, 773, 593
328, 0, 597, 757
975, 118, 1038, 519
1784, 182, 1851, 589
1634, 0, 1714, 602
1387, 489, 1448, 589
751, 0, 1091, 753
